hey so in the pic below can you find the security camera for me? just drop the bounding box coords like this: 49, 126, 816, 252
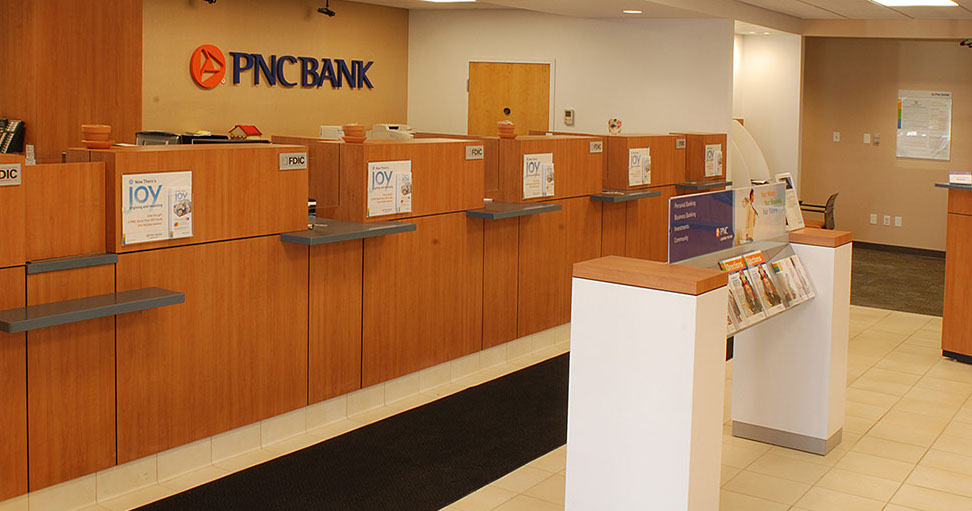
318, 1, 335, 16
202, 0, 216, 4
961, 39, 972, 48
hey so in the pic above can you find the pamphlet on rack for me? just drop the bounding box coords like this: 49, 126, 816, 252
772, 258, 808, 305
628, 148, 650, 186
788, 254, 815, 299
704, 144, 723, 177
743, 252, 786, 316
719, 255, 767, 325
122, 170, 193, 245
367, 160, 412, 217
523, 153, 553, 199
775, 172, 805, 231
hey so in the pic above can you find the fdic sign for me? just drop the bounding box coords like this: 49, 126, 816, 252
0, 163, 21, 186
190, 44, 374, 90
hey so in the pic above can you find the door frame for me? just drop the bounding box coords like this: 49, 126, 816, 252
466, 59, 558, 134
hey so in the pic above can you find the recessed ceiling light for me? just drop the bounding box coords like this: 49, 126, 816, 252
871, 0, 957, 6
622, 10, 643, 14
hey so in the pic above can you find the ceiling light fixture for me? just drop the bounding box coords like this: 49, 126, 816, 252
871, 0, 957, 6
622, 10, 643, 14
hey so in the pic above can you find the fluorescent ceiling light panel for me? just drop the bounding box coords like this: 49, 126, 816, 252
871, 0, 957, 6
622, 10, 643, 14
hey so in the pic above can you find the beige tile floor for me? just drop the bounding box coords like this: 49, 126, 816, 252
442, 306, 972, 511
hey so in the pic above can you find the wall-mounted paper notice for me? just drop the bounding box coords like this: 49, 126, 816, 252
122, 171, 193, 245
629, 148, 651, 186
705, 144, 723, 177
367, 160, 412, 217
897, 90, 951, 161
523, 153, 553, 199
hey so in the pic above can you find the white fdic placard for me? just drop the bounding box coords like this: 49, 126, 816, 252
367, 160, 412, 217
705, 144, 723, 177
122, 171, 193, 245
523, 153, 554, 199
897, 90, 951, 161
628, 148, 651, 186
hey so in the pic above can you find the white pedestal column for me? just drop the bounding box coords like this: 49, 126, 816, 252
566, 259, 727, 511
731, 240, 851, 454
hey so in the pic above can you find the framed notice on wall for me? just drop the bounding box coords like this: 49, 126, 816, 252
897, 90, 952, 161
122, 171, 193, 245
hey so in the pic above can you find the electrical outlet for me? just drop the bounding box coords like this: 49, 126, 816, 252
833, 131, 841, 143
883, 215, 891, 226
870, 214, 877, 225
895, 216, 902, 227
863, 133, 871, 144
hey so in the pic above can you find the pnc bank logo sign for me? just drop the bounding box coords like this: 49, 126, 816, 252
188, 44, 374, 90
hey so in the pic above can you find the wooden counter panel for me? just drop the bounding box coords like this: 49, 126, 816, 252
309, 241, 363, 403
517, 202, 569, 337
26, 265, 115, 490
574, 256, 727, 296
272, 136, 341, 209
415, 133, 500, 195
625, 185, 675, 262
0, 267, 27, 501
26, 162, 106, 261
496, 136, 603, 203
948, 189, 972, 217
324, 140, 485, 222
0, 155, 27, 268
601, 202, 627, 257
115, 237, 308, 462
89, 144, 308, 253
483, 218, 519, 348
362, 213, 483, 386
605, 135, 680, 189
944, 213, 972, 356
789, 228, 852, 248
677, 133, 727, 182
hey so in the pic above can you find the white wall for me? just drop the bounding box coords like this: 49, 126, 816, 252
407, 10, 733, 136
733, 32, 803, 186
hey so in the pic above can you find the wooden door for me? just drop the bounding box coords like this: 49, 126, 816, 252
468, 62, 549, 137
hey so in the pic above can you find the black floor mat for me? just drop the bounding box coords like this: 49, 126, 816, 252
137, 354, 569, 511
851, 246, 944, 316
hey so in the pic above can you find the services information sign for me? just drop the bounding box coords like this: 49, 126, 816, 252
668, 190, 735, 263
122, 171, 193, 245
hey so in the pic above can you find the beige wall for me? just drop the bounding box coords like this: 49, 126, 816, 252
802, 37, 972, 251
143, 0, 408, 138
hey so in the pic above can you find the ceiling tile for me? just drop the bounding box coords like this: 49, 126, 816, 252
738, 0, 844, 18
802, 0, 908, 19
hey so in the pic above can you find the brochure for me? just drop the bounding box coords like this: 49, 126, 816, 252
727, 285, 748, 334
773, 258, 808, 304
719, 255, 767, 324
367, 160, 412, 217
541, 162, 555, 197
122, 170, 193, 245
743, 251, 786, 316
775, 172, 805, 232
704, 144, 723, 177
788, 255, 816, 299
629, 147, 650, 186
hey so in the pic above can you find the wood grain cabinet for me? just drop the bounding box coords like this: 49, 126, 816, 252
493, 135, 603, 203
309, 241, 363, 403
115, 236, 308, 463
0, 267, 27, 501
362, 213, 484, 386
27, 265, 115, 490
0, 155, 27, 269
25, 162, 106, 261
943, 190, 972, 359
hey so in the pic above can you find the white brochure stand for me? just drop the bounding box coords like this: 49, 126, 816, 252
566, 257, 728, 511
731, 231, 852, 454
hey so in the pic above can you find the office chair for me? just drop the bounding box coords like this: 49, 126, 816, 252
800, 193, 838, 230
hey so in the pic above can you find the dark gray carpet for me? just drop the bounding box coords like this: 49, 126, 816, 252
851, 245, 944, 316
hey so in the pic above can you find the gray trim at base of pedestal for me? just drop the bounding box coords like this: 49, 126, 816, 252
732, 421, 842, 456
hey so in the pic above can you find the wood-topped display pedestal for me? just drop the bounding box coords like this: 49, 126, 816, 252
732, 228, 851, 455
567, 256, 727, 511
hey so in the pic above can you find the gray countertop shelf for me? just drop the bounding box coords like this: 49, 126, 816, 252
27, 253, 118, 274
280, 218, 416, 246
0, 287, 184, 334
935, 183, 972, 191
591, 189, 662, 203
676, 180, 732, 191
466, 201, 562, 220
